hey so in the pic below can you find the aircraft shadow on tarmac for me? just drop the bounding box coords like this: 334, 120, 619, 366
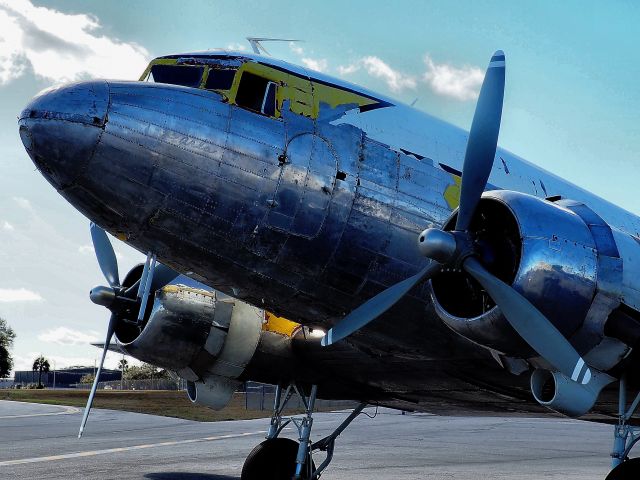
145, 473, 239, 480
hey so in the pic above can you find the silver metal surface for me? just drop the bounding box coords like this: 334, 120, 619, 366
17, 53, 640, 421
186, 375, 241, 410
418, 228, 456, 262
89, 285, 116, 307
611, 376, 640, 468
530, 368, 611, 417
117, 284, 219, 370
294, 384, 318, 479
432, 191, 601, 358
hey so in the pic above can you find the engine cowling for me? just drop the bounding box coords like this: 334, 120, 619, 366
112, 267, 264, 409
431, 190, 631, 368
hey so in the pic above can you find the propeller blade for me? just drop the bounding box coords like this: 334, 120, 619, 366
462, 256, 594, 384
122, 264, 179, 298
90, 223, 120, 287
321, 262, 441, 346
455, 51, 506, 232
78, 313, 116, 438
149, 264, 178, 294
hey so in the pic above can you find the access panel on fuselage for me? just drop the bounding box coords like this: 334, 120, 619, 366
266, 133, 338, 238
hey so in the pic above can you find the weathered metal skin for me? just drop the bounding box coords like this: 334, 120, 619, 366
432, 191, 600, 357
117, 278, 269, 410
19, 76, 640, 417
116, 284, 222, 371
18, 80, 455, 342
18, 79, 516, 406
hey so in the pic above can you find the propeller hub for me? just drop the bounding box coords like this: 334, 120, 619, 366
89, 285, 116, 307
418, 228, 457, 263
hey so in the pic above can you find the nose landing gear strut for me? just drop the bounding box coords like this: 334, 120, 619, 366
241, 382, 367, 480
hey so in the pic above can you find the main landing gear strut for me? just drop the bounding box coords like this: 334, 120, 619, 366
606, 375, 640, 479
241, 383, 367, 480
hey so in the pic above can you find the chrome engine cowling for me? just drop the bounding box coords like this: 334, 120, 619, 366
113, 268, 264, 409
431, 190, 612, 359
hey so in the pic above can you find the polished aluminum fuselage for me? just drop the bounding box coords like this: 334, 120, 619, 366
18, 73, 640, 412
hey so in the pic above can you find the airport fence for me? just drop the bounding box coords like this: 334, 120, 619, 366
74, 380, 356, 411
74, 378, 188, 391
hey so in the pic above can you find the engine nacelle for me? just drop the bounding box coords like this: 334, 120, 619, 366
114, 272, 263, 410
432, 190, 605, 357
431, 190, 640, 366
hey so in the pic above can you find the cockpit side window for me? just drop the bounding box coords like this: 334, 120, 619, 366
235, 72, 278, 117
149, 65, 204, 88
205, 69, 236, 90
262, 82, 277, 116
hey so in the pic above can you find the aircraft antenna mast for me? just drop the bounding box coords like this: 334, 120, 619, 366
246, 37, 302, 56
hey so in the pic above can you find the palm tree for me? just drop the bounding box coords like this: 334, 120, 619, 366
118, 358, 128, 390
32, 355, 50, 388
118, 358, 129, 373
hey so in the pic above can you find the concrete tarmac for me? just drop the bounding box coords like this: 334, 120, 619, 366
0, 400, 615, 479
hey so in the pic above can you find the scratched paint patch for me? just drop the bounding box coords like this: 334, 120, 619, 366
443, 174, 461, 209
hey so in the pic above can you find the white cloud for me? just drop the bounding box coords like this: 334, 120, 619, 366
2, 220, 14, 231
302, 57, 328, 73
287, 42, 327, 73
337, 63, 360, 75
423, 55, 484, 101
78, 244, 94, 255
336, 56, 416, 93
226, 42, 247, 52
361, 56, 417, 93
78, 243, 124, 260
12, 196, 32, 210
0, 288, 43, 302
38, 326, 99, 346
289, 42, 304, 55
0, 0, 149, 85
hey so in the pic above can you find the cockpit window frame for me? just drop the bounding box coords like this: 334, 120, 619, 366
261, 81, 277, 116
139, 55, 388, 121
147, 64, 205, 88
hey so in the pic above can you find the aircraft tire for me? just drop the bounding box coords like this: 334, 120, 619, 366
605, 457, 640, 480
241, 437, 314, 480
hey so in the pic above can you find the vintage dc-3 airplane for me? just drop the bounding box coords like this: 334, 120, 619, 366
16, 43, 640, 479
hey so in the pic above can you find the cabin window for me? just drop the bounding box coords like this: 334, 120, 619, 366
205, 69, 236, 90
236, 72, 278, 117
149, 65, 204, 88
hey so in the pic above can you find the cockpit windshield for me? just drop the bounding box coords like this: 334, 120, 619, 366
140, 53, 390, 121
148, 65, 204, 88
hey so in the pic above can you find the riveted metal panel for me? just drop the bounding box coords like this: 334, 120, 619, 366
266, 133, 338, 238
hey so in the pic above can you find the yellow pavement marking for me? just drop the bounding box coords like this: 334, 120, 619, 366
0, 431, 266, 467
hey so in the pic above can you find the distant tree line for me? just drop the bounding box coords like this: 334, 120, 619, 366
79, 362, 170, 384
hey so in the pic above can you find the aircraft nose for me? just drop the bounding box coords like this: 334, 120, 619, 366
18, 80, 109, 189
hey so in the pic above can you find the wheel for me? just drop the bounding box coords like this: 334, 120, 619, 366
241, 437, 315, 480
606, 457, 640, 479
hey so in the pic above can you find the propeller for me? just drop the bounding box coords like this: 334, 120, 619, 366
79, 223, 176, 438
78, 313, 116, 438
321, 51, 601, 388
90, 223, 120, 288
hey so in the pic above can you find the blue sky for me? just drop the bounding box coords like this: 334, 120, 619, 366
0, 0, 639, 372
